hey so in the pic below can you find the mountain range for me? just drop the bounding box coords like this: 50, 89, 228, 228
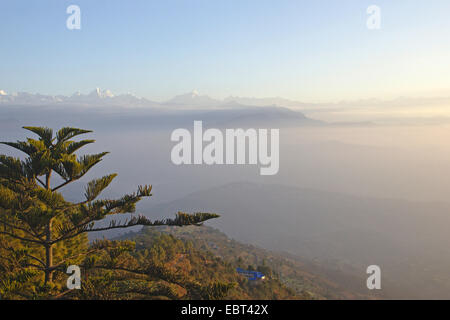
3, 88, 449, 125
0, 88, 314, 110
0, 88, 158, 108
0, 88, 327, 129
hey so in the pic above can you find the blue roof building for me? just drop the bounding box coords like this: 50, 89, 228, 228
236, 268, 266, 281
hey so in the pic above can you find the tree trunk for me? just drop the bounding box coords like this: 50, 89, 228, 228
44, 220, 53, 284
44, 171, 54, 284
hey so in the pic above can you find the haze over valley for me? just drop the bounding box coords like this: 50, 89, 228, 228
1, 89, 450, 298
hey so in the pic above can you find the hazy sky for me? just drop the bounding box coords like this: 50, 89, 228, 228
1, 0, 450, 102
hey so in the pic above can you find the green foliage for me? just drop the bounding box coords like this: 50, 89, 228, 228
0, 126, 220, 299
116, 229, 300, 300
57, 234, 236, 300
140, 225, 363, 299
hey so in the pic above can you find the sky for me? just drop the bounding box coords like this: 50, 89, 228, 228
1, 0, 450, 102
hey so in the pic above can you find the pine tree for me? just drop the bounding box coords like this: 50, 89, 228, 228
0, 126, 219, 298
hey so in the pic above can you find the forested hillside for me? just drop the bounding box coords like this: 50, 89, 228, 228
119, 226, 376, 299
117, 228, 300, 300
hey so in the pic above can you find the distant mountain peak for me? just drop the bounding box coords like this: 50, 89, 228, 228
88, 88, 114, 98
0, 88, 311, 111
164, 90, 221, 107
0, 88, 159, 108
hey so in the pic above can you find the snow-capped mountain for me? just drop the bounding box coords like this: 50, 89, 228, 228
0, 88, 311, 110
223, 96, 310, 108
0, 88, 157, 108
163, 90, 222, 108
0, 88, 325, 128
88, 88, 115, 98
0, 91, 62, 105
